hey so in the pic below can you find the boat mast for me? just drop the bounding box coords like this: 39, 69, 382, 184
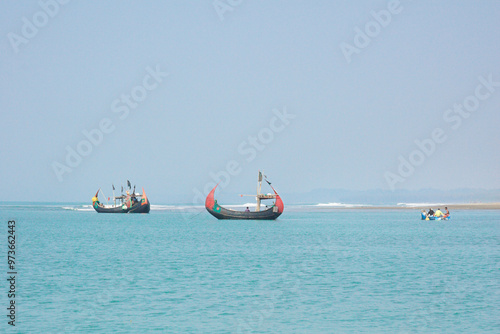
256, 171, 263, 212
239, 171, 277, 212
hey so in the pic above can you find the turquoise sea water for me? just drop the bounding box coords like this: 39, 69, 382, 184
0, 204, 498, 333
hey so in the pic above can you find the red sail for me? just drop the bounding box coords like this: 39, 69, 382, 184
205, 184, 218, 209
141, 187, 149, 206
269, 184, 284, 213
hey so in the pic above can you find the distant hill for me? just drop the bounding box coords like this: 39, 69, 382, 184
278, 188, 500, 205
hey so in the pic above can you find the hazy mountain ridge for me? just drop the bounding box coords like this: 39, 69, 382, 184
279, 188, 500, 205
160, 188, 500, 205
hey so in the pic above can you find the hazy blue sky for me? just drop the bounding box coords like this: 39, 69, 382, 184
1, 0, 499, 203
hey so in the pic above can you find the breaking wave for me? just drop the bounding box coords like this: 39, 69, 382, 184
397, 202, 446, 208
61, 205, 94, 211
313, 202, 370, 208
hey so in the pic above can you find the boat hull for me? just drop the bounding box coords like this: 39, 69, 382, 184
205, 184, 284, 220
422, 216, 450, 220
206, 205, 282, 220
94, 201, 150, 213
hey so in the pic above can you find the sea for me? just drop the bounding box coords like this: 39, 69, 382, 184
0, 203, 498, 333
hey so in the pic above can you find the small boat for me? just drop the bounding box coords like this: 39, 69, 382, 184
205, 171, 284, 220
421, 212, 450, 221
424, 216, 450, 221
92, 182, 150, 213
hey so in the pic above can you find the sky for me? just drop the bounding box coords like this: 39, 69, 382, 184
1, 0, 499, 203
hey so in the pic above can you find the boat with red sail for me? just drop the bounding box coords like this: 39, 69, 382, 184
205, 171, 284, 220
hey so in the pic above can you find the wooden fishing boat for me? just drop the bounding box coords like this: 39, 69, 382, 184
205, 172, 284, 220
92, 182, 150, 213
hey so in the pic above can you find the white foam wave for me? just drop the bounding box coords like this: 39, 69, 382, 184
397, 203, 445, 208
61, 204, 207, 212
150, 205, 204, 211
313, 202, 370, 208
62, 205, 94, 211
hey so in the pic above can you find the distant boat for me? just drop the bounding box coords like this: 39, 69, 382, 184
92, 182, 150, 213
421, 211, 450, 220
205, 171, 284, 220
422, 216, 450, 221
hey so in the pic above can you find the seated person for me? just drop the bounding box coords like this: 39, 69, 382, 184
421, 210, 427, 220
434, 208, 443, 217
427, 208, 435, 217
442, 207, 450, 219
245, 207, 250, 212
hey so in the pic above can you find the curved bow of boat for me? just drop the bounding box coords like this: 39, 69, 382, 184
141, 187, 149, 205
269, 184, 284, 214
140, 187, 151, 213
92, 189, 100, 208
205, 183, 218, 210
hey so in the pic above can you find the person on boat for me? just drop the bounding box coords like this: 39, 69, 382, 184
131, 195, 138, 205
434, 208, 443, 218
421, 210, 427, 220
427, 208, 435, 217
245, 207, 250, 212
442, 207, 450, 219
